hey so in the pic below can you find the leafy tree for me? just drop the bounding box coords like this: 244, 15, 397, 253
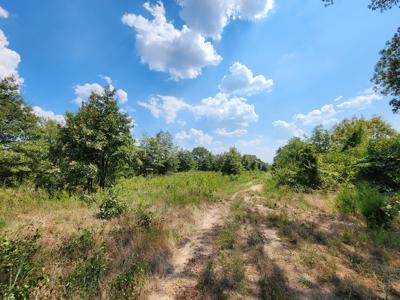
322, 0, 400, 10
59, 88, 135, 190
177, 150, 195, 172
0, 77, 42, 185
372, 27, 400, 113
192, 147, 214, 171
309, 125, 332, 153
221, 147, 242, 175
139, 131, 178, 175
273, 138, 320, 189
358, 136, 400, 191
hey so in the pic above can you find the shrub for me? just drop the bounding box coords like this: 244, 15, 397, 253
0, 233, 47, 299
59, 229, 95, 260
356, 183, 389, 228
111, 254, 147, 299
66, 247, 107, 296
98, 190, 127, 220
335, 185, 358, 214
273, 138, 320, 190
135, 202, 156, 231
221, 147, 242, 175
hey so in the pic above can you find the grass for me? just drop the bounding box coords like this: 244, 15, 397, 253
0, 171, 268, 299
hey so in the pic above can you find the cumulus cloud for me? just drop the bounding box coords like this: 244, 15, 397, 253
178, 0, 274, 40
336, 88, 382, 110
0, 6, 9, 19
32, 106, 66, 126
138, 95, 190, 124
139, 92, 258, 128
122, 1, 221, 80
0, 30, 22, 83
214, 128, 248, 137
272, 120, 304, 137
175, 128, 213, 145
73, 83, 104, 106
294, 104, 338, 126
192, 93, 258, 127
219, 62, 273, 96
73, 78, 129, 106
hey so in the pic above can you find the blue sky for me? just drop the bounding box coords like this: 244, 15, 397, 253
0, 0, 399, 161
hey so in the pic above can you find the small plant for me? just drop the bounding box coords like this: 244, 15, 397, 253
219, 251, 246, 291
335, 184, 358, 215
356, 183, 389, 228
98, 190, 127, 220
111, 254, 147, 299
59, 229, 95, 261
66, 247, 107, 296
0, 233, 48, 299
135, 202, 156, 231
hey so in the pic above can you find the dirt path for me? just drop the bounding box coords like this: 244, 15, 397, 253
146, 185, 260, 299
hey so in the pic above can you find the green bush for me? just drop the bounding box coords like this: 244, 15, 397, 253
356, 183, 389, 228
98, 190, 127, 220
273, 138, 320, 190
59, 229, 95, 261
335, 185, 358, 214
0, 233, 47, 299
135, 202, 156, 231
111, 254, 147, 299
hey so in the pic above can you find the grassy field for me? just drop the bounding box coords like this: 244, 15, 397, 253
1, 171, 399, 299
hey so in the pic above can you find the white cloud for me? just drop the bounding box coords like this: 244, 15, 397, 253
116, 89, 128, 104
177, 0, 274, 40
73, 79, 128, 106
175, 128, 213, 145
336, 88, 382, 110
0, 30, 22, 83
219, 62, 273, 96
0, 6, 9, 19
294, 104, 338, 126
138, 95, 190, 124
32, 106, 66, 126
272, 120, 304, 137
192, 93, 258, 127
214, 128, 248, 137
122, 1, 221, 80
73, 83, 104, 106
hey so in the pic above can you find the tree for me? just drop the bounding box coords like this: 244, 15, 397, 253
0, 77, 42, 185
309, 125, 332, 153
59, 88, 135, 190
139, 131, 178, 175
372, 27, 400, 113
322, 0, 400, 10
177, 150, 195, 172
221, 147, 242, 175
192, 147, 214, 171
273, 138, 320, 189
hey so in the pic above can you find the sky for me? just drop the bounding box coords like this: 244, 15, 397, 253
0, 0, 399, 162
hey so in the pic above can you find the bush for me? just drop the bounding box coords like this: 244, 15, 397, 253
273, 138, 320, 190
335, 185, 358, 214
0, 233, 47, 299
221, 147, 242, 175
98, 190, 127, 220
135, 202, 156, 231
59, 229, 95, 260
356, 183, 389, 228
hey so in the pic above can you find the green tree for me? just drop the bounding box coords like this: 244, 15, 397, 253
59, 88, 135, 190
192, 147, 214, 171
0, 77, 42, 185
221, 147, 242, 175
322, 0, 399, 10
372, 27, 400, 113
273, 138, 320, 189
309, 125, 332, 153
177, 150, 195, 172
139, 131, 178, 175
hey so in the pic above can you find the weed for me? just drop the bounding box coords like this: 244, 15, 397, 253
335, 184, 358, 215
111, 254, 147, 299
98, 190, 127, 220
59, 229, 95, 261
66, 247, 107, 296
0, 232, 48, 299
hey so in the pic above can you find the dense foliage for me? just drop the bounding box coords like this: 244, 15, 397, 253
0, 77, 268, 192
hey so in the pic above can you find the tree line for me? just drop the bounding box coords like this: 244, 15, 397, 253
0, 77, 269, 194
